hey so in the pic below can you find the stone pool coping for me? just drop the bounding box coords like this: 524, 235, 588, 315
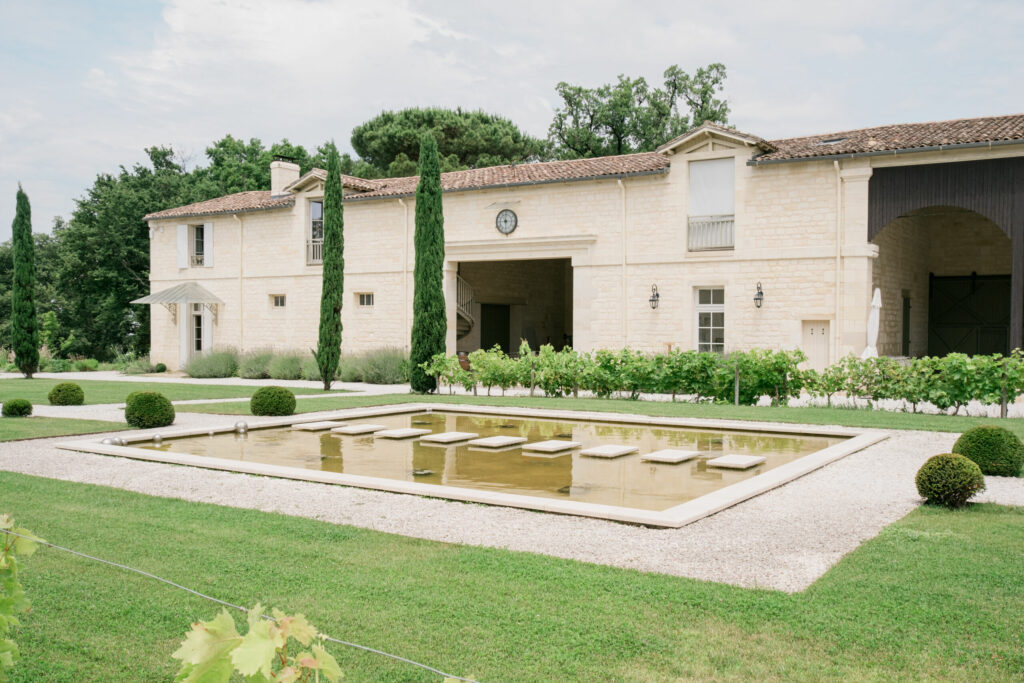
55, 403, 887, 528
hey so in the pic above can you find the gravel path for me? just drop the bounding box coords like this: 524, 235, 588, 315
0, 371, 407, 395
2, 408, 1021, 592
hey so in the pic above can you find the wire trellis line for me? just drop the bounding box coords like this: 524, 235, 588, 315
3, 528, 480, 683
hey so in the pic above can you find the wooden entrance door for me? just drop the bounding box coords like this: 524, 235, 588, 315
479, 304, 511, 354
928, 275, 1009, 355
801, 320, 830, 370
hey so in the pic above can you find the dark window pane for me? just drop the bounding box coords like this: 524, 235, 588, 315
699, 289, 711, 305
712, 312, 724, 327
712, 288, 724, 304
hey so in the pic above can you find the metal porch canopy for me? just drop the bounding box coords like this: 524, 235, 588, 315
131, 282, 224, 306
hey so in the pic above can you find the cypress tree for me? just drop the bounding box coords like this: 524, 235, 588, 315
11, 185, 39, 378
313, 143, 344, 390
409, 134, 447, 393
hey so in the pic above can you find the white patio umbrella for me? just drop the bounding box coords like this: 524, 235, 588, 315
861, 288, 883, 359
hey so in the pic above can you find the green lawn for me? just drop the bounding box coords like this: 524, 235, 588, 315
0, 378, 327, 405
0, 416, 122, 442
184, 392, 1024, 438
2, 472, 1022, 681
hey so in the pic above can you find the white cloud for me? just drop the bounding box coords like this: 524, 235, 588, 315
3, 0, 1024, 240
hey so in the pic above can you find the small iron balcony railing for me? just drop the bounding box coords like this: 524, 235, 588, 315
306, 239, 323, 265
687, 215, 735, 251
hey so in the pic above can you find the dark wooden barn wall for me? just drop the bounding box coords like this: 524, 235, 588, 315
868, 156, 1024, 350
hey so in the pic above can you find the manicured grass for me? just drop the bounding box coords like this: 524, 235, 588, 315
184, 392, 1024, 438
0, 378, 326, 406
2, 472, 1022, 681
0, 416, 122, 442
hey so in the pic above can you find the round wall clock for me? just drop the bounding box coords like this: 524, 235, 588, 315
495, 209, 518, 235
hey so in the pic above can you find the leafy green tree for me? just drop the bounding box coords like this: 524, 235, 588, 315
190, 135, 316, 198
409, 134, 447, 393
351, 107, 548, 177
57, 147, 196, 359
313, 142, 345, 391
10, 186, 38, 377
549, 63, 730, 158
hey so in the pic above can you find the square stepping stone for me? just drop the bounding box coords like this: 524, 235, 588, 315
466, 435, 527, 448
707, 454, 766, 470
331, 424, 387, 435
291, 421, 347, 431
522, 440, 582, 453
580, 444, 638, 458
640, 449, 702, 464
375, 428, 432, 439
419, 431, 479, 444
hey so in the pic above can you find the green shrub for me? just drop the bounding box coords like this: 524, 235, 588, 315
2, 398, 32, 417
952, 426, 1024, 477
125, 391, 143, 409
154, 362, 167, 373
268, 353, 303, 380
300, 357, 323, 382
184, 348, 239, 378
250, 386, 297, 416
73, 358, 99, 372
359, 347, 409, 384
122, 357, 155, 375
337, 356, 361, 382
125, 392, 175, 428
238, 349, 275, 379
915, 453, 986, 508
335, 348, 409, 384
47, 358, 73, 373
48, 382, 85, 405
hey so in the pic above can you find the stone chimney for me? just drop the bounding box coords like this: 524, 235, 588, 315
270, 159, 300, 196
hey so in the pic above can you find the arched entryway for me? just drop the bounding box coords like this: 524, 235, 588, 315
872, 206, 1010, 356
868, 157, 1024, 354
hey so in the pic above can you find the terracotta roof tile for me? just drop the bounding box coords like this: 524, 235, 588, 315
144, 191, 294, 220
344, 152, 670, 201
755, 113, 1024, 163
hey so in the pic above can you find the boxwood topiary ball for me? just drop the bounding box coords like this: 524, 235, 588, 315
48, 382, 85, 406
125, 392, 175, 429
952, 425, 1024, 477
2, 398, 32, 417
250, 386, 296, 416
915, 453, 986, 508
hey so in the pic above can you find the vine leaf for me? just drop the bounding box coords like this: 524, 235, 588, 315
171, 609, 242, 683
230, 608, 282, 677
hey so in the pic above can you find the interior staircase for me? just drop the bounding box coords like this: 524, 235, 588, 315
456, 274, 475, 340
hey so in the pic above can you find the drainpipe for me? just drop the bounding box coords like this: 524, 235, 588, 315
618, 179, 628, 347
398, 198, 410, 350
233, 213, 243, 351
833, 161, 842, 363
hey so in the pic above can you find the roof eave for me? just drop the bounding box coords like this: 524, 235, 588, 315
748, 137, 1024, 166
343, 167, 670, 203
144, 201, 295, 222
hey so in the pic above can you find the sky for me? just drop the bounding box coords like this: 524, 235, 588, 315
1, 0, 1022, 241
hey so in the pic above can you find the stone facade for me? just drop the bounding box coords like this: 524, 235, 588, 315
144, 127, 1024, 371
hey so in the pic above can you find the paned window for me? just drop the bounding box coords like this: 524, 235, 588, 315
696, 288, 725, 353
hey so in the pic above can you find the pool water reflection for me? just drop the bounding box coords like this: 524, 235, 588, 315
143, 412, 844, 511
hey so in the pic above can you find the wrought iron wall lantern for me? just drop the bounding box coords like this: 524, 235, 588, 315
649, 285, 660, 309
754, 282, 764, 308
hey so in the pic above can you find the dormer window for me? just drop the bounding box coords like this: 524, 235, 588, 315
687, 158, 735, 251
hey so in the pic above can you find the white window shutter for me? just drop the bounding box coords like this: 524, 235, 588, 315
203, 222, 214, 267
177, 225, 188, 268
